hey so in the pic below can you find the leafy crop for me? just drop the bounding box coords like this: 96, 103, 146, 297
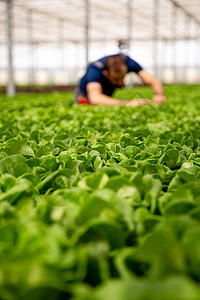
1, 85, 200, 299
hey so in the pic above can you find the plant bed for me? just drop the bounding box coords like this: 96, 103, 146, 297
1, 85, 200, 299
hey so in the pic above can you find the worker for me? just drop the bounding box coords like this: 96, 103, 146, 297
75, 53, 166, 106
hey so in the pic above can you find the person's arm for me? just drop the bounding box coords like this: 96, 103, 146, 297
87, 82, 151, 106
138, 69, 166, 105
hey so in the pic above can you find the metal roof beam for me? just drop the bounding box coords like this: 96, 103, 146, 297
169, 0, 200, 27
1, 36, 199, 45
13, 2, 84, 27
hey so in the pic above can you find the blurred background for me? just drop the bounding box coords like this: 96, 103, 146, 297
0, 0, 200, 95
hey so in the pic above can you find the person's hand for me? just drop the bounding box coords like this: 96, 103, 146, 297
125, 99, 152, 107
153, 95, 166, 105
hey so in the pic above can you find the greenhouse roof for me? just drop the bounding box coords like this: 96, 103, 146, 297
0, 0, 200, 45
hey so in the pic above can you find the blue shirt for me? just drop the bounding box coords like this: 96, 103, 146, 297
79, 54, 143, 97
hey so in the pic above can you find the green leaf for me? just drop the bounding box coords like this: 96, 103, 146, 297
105, 176, 132, 192
25, 157, 40, 167
188, 206, 200, 221
77, 220, 126, 250
78, 172, 109, 191
0, 179, 33, 203
6, 141, 35, 157
134, 227, 186, 277
40, 155, 59, 172
143, 175, 162, 213
0, 174, 17, 192
183, 227, 200, 281
91, 276, 200, 300
20, 173, 40, 186
142, 163, 166, 180
58, 152, 78, 169
76, 197, 113, 226
36, 169, 72, 194
117, 186, 141, 204
30, 129, 40, 142
0, 154, 25, 174
51, 147, 60, 156
164, 200, 198, 216
0, 201, 15, 219
122, 146, 141, 158
160, 148, 181, 169
36, 146, 50, 157
13, 162, 30, 177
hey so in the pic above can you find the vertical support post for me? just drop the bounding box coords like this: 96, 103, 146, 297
183, 14, 189, 83
198, 37, 200, 83
194, 23, 199, 84
58, 20, 65, 84
61, 21, 65, 84
6, 0, 15, 96
127, 0, 132, 51
27, 10, 34, 85
74, 42, 77, 82
153, 0, 159, 78
188, 16, 192, 83
171, 2, 177, 83
85, 0, 89, 66
198, 28, 200, 83
162, 39, 167, 83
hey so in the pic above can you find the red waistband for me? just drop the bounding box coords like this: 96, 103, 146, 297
78, 96, 90, 105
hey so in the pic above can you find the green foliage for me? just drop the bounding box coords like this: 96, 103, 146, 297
1, 86, 200, 299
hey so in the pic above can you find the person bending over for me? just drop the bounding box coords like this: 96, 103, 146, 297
75, 53, 166, 106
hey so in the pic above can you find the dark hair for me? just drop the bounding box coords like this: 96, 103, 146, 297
104, 54, 127, 72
